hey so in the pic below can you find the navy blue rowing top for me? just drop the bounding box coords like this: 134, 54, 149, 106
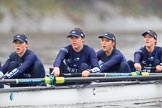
53, 45, 100, 73
134, 46, 162, 72
1, 49, 45, 79
97, 48, 130, 73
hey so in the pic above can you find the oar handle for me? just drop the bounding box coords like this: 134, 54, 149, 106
60, 73, 82, 77
143, 66, 156, 69
0, 78, 45, 84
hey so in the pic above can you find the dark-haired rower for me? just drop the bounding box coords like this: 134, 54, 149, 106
97, 32, 130, 73
52, 28, 100, 77
0, 34, 45, 87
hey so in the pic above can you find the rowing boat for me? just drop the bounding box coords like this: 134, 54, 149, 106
0, 73, 162, 107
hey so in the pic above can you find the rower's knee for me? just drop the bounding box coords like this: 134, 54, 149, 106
78, 63, 89, 73
8, 61, 19, 72
32, 61, 45, 78
120, 62, 131, 73
0, 83, 4, 88
127, 60, 136, 72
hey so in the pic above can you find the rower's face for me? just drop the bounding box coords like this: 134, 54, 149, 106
100, 38, 114, 51
144, 34, 156, 47
13, 40, 28, 55
69, 36, 84, 49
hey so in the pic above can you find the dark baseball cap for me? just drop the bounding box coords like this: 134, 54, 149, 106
67, 30, 85, 38
98, 32, 116, 41
13, 34, 28, 43
142, 30, 157, 40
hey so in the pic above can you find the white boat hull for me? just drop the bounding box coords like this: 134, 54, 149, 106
0, 81, 162, 107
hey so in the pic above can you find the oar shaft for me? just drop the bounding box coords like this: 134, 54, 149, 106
61, 73, 133, 77
63, 75, 162, 83
0, 78, 44, 84
61, 72, 162, 77
143, 66, 156, 69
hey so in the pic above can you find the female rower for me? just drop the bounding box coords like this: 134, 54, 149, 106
0, 34, 45, 87
133, 30, 162, 73
52, 28, 100, 77
97, 32, 130, 73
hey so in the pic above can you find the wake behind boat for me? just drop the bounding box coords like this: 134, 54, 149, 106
1, 73, 162, 107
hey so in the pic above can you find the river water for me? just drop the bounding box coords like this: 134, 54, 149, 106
1, 32, 162, 108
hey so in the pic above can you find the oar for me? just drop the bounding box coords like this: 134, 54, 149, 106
143, 66, 156, 70
62, 75, 162, 83
60, 73, 132, 77
0, 78, 45, 84
50, 68, 135, 77
60, 72, 162, 77
1, 74, 162, 85
50, 68, 159, 77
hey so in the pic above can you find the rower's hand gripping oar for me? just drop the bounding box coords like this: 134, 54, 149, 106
132, 66, 156, 76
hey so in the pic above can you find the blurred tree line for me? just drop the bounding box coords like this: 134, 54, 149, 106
0, 0, 162, 20
0, 0, 162, 33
